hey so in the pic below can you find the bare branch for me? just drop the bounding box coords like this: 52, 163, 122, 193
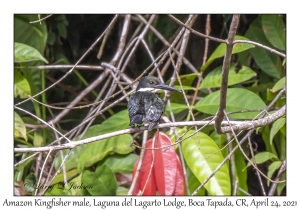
214, 14, 240, 134
14, 120, 251, 153
233, 40, 286, 58
221, 105, 286, 133
28, 64, 104, 71
168, 15, 226, 43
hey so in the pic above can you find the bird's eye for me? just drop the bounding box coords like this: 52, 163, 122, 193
149, 81, 154, 84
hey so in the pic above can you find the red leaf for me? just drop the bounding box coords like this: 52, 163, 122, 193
132, 139, 157, 195
153, 132, 177, 195
173, 156, 185, 195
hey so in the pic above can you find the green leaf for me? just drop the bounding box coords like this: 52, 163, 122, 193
253, 47, 281, 79
55, 145, 87, 172
267, 161, 282, 186
200, 64, 256, 89
270, 117, 286, 145
173, 85, 195, 91
22, 67, 41, 95
261, 125, 278, 155
185, 162, 206, 195
24, 173, 37, 194
201, 35, 255, 71
277, 171, 286, 195
82, 164, 117, 195
14, 112, 27, 141
65, 175, 86, 196
233, 144, 248, 195
116, 186, 129, 195
172, 73, 200, 87
50, 168, 79, 186
14, 70, 31, 98
102, 153, 138, 174
261, 15, 286, 51
182, 130, 230, 195
280, 123, 286, 137
14, 14, 48, 54
33, 132, 43, 147
57, 22, 68, 39
282, 58, 286, 66
15, 153, 34, 181
165, 103, 188, 116
167, 73, 200, 104
14, 42, 48, 63
271, 77, 286, 92
77, 110, 134, 172
209, 132, 227, 158
247, 82, 274, 93
78, 138, 134, 167
245, 17, 282, 78
248, 152, 278, 167
194, 88, 267, 119
45, 173, 83, 196
56, 110, 132, 172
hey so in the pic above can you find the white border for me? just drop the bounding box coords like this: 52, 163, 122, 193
2, 1, 298, 209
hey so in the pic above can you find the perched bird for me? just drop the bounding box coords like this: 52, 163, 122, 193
128, 76, 181, 131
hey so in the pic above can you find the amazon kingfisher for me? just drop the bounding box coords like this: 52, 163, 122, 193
128, 76, 181, 131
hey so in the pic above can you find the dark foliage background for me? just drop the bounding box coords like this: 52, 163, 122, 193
14, 14, 286, 196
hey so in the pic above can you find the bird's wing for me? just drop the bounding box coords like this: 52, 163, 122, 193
128, 92, 146, 126
145, 95, 164, 130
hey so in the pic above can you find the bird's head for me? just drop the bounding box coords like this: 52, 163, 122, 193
136, 76, 181, 92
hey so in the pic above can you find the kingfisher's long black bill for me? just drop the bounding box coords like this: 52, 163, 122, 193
154, 83, 181, 92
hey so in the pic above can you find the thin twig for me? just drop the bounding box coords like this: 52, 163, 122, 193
238, 187, 252, 196
268, 158, 286, 195
233, 40, 286, 58
233, 180, 238, 196
34, 149, 52, 195
168, 15, 226, 43
248, 135, 266, 195
128, 130, 148, 195
190, 14, 211, 107
53, 124, 68, 187
30, 14, 53, 24
97, 18, 116, 59
23, 65, 104, 71
14, 152, 39, 167
141, 132, 156, 195
161, 42, 181, 76
227, 133, 237, 195
203, 14, 211, 65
